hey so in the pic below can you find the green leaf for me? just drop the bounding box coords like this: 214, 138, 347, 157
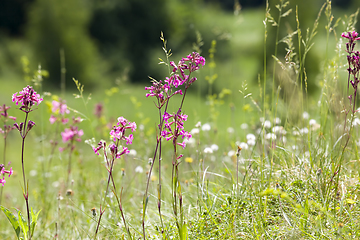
17, 210, 28, 240
0, 206, 20, 239
180, 222, 188, 240
30, 208, 41, 238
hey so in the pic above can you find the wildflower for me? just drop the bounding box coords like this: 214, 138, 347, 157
190, 128, 200, 135
12, 85, 43, 111
299, 128, 309, 135
238, 142, 249, 150
211, 144, 219, 151
227, 150, 236, 157
195, 121, 201, 128
0, 177, 6, 187
265, 133, 276, 140
274, 117, 281, 125
201, 123, 211, 131
302, 111, 309, 120
0, 104, 16, 121
0, 166, 13, 178
263, 120, 271, 129
161, 111, 191, 149
240, 123, 248, 130
309, 119, 317, 126
49, 99, 70, 124
227, 127, 234, 134
93, 102, 103, 119
61, 126, 84, 143
185, 157, 193, 163
135, 166, 144, 173
204, 147, 213, 154
129, 149, 137, 156
246, 133, 256, 141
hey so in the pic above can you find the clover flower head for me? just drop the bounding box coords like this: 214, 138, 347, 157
12, 85, 43, 111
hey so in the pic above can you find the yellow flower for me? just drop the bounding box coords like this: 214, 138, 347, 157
185, 157, 193, 163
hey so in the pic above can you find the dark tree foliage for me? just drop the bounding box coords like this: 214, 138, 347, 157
89, 0, 171, 83
0, 0, 35, 36
203, 0, 265, 11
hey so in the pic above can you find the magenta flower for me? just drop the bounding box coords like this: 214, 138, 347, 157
161, 111, 192, 149
0, 165, 13, 186
12, 85, 43, 111
61, 126, 84, 143
341, 31, 360, 41
110, 117, 137, 142
49, 99, 70, 125
0, 177, 5, 187
93, 116, 136, 158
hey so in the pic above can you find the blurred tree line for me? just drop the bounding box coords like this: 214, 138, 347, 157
0, 0, 359, 90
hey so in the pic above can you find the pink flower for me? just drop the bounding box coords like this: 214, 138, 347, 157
49, 115, 57, 124
51, 100, 70, 115
61, 126, 83, 142
12, 85, 43, 111
0, 177, 5, 187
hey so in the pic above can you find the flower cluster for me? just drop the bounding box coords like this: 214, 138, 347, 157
161, 110, 192, 149
12, 85, 43, 112
49, 99, 70, 124
342, 31, 360, 107
145, 52, 205, 106
61, 126, 84, 143
59, 117, 84, 151
0, 104, 16, 135
93, 117, 136, 159
168, 52, 206, 88
0, 164, 13, 187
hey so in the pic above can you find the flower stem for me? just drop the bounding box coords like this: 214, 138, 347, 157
21, 112, 31, 239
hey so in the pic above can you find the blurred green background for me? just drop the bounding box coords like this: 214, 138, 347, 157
0, 0, 359, 96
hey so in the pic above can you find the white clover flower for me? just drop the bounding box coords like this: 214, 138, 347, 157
260, 117, 265, 123
30, 170, 37, 177
263, 120, 271, 128
353, 118, 360, 126
256, 128, 262, 135
238, 142, 249, 150
272, 126, 282, 134
195, 121, 201, 128
274, 117, 281, 125
246, 133, 256, 141
204, 147, 213, 154
299, 127, 309, 135
247, 139, 256, 146
309, 119, 317, 126
135, 166, 144, 173
227, 150, 236, 157
129, 149, 137, 156
292, 130, 300, 136
240, 123, 248, 130
303, 111, 309, 119
190, 128, 200, 135
202, 123, 211, 131
265, 133, 276, 140
211, 144, 219, 151
139, 124, 145, 131
184, 137, 195, 146
227, 127, 234, 134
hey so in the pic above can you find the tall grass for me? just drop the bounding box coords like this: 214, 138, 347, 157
1, 1, 360, 239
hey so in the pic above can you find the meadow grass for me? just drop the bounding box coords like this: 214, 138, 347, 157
1, 1, 360, 239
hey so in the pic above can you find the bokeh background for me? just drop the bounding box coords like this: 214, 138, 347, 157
1, 0, 359, 92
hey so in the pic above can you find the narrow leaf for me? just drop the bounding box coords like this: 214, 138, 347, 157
0, 206, 20, 239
